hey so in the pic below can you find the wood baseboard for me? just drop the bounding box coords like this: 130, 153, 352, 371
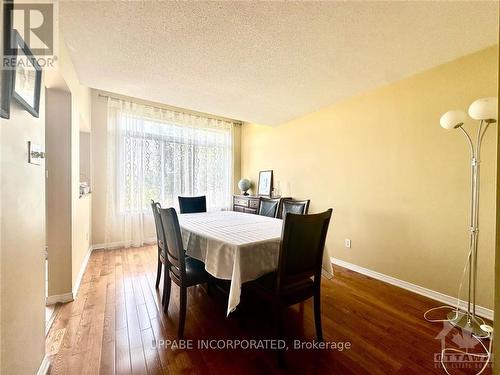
45, 292, 73, 306
46, 246, 93, 307
91, 238, 156, 250
331, 257, 494, 321
72, 246, 93, 298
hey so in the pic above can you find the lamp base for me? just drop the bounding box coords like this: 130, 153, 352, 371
446, 311, 489, 338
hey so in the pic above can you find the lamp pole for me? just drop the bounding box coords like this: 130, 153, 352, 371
439, 97, 497, 338
446, 119, 493, 338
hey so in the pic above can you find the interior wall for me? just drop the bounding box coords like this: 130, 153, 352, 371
70, 92, 90, 290
55, 38, 92, 293
46, 89, 73, 297
79, 131, 91, 184
44, 38, 92, 299
241, 46, 498, 309
73, 194, 91, 289
494, 46, 500, 375
233, 124, 242, 193
90, 90, 242, 246
0, 85, 46, 374
1, 4, 4, 371
0, 32, 90, 372
91, 90, 107, 246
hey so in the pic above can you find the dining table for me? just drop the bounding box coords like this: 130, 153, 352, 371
178, 210, 333, 316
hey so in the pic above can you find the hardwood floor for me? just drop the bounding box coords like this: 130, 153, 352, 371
46, 246, 492, 374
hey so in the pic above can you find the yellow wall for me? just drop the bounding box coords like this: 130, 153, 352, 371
45, 37, 92, 297
46, 88, 73, 296
57, 38, 93, 292
0, 30, 92, 373
241, 46, 498, 309
0, 74, 46, 375
494, 46, 500, 375
0, 4, 46, 374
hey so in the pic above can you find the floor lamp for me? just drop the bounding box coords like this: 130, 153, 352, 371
439, 97, 498, 338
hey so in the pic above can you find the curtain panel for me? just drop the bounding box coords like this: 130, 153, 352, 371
105, 98, 235, 248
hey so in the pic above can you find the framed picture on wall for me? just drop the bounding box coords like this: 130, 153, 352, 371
257, 170, 273, 197
0, 0, 13, 119
0, 65, 10, 119
11, 30, 42, 117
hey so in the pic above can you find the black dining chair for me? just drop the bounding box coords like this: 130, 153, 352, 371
279, 198, 310, 219
258, 197, 281, 218
151, 200, 175, 310
151, 200, 166, 289
245, 209, 333, 361
178, 195, 207, 214
159, 207, 211, 338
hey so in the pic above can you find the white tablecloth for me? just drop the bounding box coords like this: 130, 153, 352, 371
178, 211, 333, 315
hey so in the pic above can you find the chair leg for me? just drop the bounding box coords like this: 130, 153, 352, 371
313, 290, 323, 342
178, 286, 187, 339
155, 256, 162, 289
162, 272, 171, 314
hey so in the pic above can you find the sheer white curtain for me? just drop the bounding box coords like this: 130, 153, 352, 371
105, 98, 234, 248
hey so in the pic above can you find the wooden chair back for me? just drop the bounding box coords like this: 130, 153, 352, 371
178, 196, 207, 214
159, 207, 187, 282
276, 209, 333, 291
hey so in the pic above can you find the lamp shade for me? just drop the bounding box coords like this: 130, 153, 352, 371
468, 97, 498, 121
440, 110, 466, 130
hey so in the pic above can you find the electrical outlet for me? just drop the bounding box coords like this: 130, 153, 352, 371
345, 239, 351, 248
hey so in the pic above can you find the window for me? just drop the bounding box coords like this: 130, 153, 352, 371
108, 100, 234, 215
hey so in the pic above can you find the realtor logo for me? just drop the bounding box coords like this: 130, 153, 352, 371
4, 1, 56, 56
434, 321, 492, 372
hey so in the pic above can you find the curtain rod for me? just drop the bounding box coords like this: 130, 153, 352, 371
97, 93, 243, 125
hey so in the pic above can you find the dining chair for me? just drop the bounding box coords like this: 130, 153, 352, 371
178, 195, 207, 214
159, 207, 211, 338
150, 200, 166, 290
151, 200, 175, 311
258, 197, 281, 218
279, 198, 310, 218
245, 209, 333, 362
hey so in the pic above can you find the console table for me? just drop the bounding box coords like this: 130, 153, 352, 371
233, 195, 260, 214
232, 195, 292, 215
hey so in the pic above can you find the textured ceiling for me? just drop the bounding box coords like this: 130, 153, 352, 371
59, 2, 498, 125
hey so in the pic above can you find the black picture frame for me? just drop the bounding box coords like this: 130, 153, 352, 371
0, 0, 13, 119
257, 170, 273, 197
11, 30, 42, 118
